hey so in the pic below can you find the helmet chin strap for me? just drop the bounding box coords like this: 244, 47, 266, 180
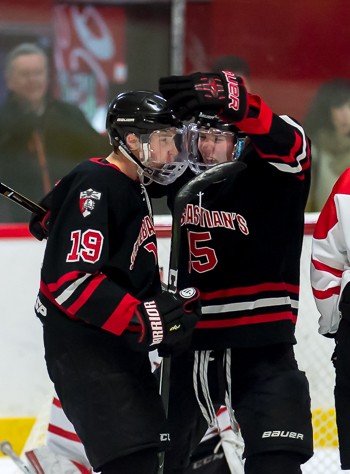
117, 140, 154, 184
118, 143, 143, 172
113, 131, 144, 172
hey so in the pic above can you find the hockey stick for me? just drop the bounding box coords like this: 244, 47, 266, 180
158, 160, 246, 473
0, 182, 46, 217
0, 440, 35, 473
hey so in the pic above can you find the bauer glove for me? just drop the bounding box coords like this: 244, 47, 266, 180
128, 288, 201, 352
159, 71, 248, 122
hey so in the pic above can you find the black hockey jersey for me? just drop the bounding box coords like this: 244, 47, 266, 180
164, 94, 311, 349
35, 158, 161, 337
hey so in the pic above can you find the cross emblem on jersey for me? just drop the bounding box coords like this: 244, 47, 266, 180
197, 191, 204, 208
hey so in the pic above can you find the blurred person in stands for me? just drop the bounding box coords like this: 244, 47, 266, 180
310, 168, 350, 471
303, 78, 350, 211
0, 42, 110, 222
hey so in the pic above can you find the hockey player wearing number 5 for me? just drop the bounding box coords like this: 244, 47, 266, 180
31, 90, 202, 474
156, 72, 314, 474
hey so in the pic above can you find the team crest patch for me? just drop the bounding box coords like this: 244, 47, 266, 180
79, 188, 101, 217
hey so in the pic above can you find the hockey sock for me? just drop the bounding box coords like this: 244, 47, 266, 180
244, 451, 302, 474
98, 448, 159, 474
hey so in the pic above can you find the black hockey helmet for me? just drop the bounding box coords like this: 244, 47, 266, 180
188, 112, 246, 174
106, 91, 187, 184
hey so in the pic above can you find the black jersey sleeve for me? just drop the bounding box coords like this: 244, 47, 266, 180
38, 162, 152, 337
235, 94, 311, 179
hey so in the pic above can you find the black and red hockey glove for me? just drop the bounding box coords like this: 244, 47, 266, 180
29, 188, 53, 241
29, 189, 53, 240
159, 71, 248, 122
130, 288, 201, 354
29, 210, 51, 241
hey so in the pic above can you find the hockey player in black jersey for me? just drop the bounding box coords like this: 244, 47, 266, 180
32, 90, 202, 474
157, 72, 314, 474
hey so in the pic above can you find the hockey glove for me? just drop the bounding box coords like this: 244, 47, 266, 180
29, 188, 53, 241
159, 71, 248, 122
131, 288, 201, 353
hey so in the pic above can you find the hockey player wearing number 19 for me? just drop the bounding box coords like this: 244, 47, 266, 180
32, 90, 202, 474
156, 72, 314, 474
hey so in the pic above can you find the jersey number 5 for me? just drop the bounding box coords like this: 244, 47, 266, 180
67, 229, 104, 263
188, 230, 218, 273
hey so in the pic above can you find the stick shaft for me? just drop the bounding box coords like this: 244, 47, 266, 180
0, 441, 34, 473
158, 161, 246, 474
0, 182, 46, 217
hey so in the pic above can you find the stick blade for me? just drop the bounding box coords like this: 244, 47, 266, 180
176, 160, 246, 205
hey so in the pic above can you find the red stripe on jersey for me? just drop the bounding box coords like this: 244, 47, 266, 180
313, 200, 337, 240
236, 94, 273, 134
71, 461, 92, 474
255, 130, 304, 166
217, 406, 227, 416
48, 423, 81, 442
47, 271, 86, 292
197, 311, 296, 328
102, 293, 140, 335
52, 397, 62, 408
312, 286, 340, 300
313, 168, 350, 239
311, 258, 343, 278
200, 282, 299, 300
39, 281, 79, 320
67, 274, 106, 314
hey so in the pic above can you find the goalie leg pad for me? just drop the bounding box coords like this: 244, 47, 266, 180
25, 446, 92, 474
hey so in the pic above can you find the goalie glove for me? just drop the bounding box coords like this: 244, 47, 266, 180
130, 287, 201, 353
159, 71, 248, 122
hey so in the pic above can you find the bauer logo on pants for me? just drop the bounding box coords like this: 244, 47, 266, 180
262, 430, 304, 440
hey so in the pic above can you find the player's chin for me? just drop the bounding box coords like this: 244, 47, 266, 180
204, 159, 220, 165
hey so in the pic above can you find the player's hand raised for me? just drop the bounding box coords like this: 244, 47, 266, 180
159, 71, 248, 122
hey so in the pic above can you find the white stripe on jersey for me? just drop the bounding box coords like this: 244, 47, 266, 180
202, 296, 299, 314
267, 115, 307, 174
55, 274, 92, 305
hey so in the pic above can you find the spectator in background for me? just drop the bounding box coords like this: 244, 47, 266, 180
303, 78, 350, 212
210, 55, 250, 90
0, 43, 110, 222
